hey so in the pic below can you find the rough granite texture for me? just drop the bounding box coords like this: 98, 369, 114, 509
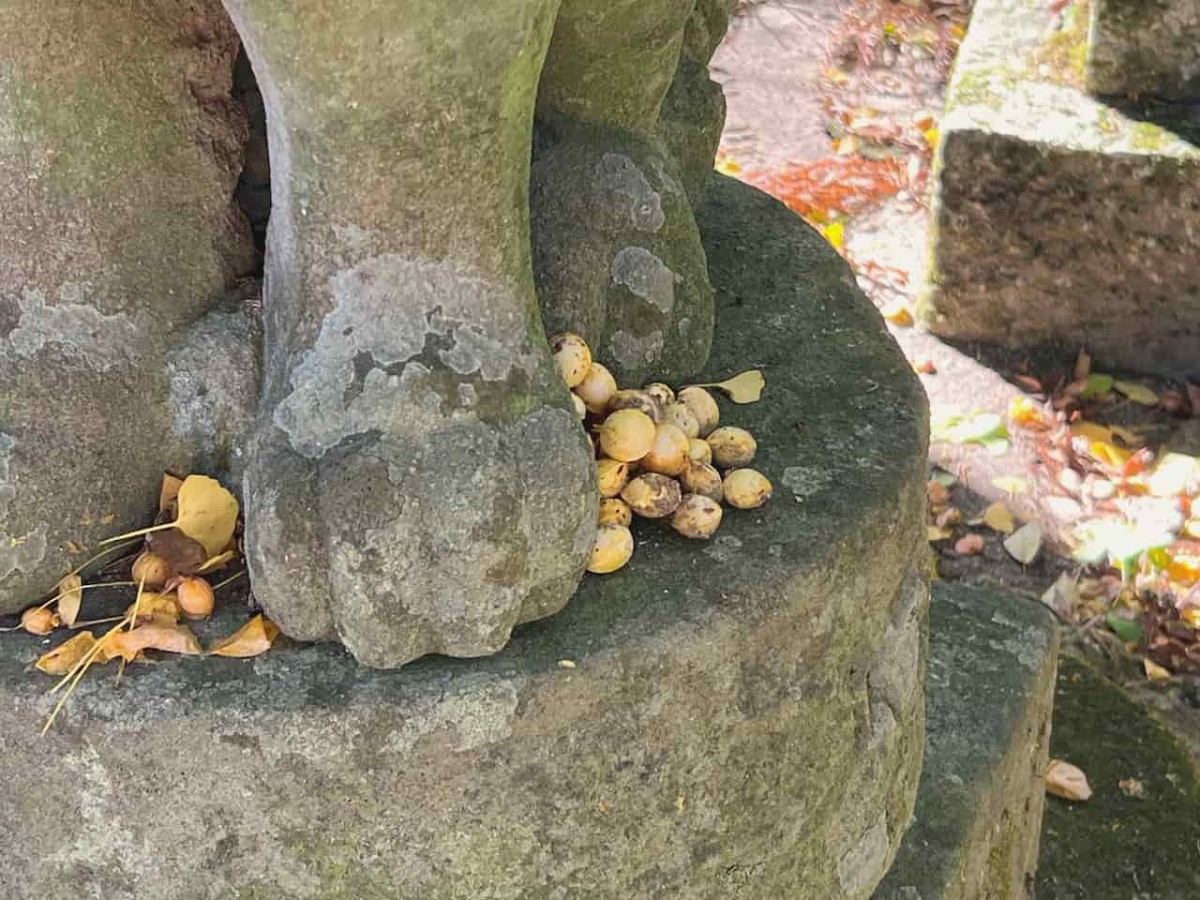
0, 176, 930, 898
531, 123, 715, 383
0, 0, 256, 614
659, 57, 728, 207
875, 584, 1059, 900
920, 0, 1200, 379
1088, 0, 1200, 100
226, 0, 598, 668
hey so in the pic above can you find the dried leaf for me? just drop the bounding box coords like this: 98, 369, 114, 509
691, 370, 765, 404
35, 632, 97, 676
983, 501, 1016, 534
1040, 572, 1078, 619
194, 550, 238, 575
927, 480, 950, 510
1143, 658, 1172, 682
1073, 349, 1091, 381
64, 540, 87, 555
1046, 760, 1092, 801
146, 526, 207, 575
883, 303, 914, 327
1118, 778, 1145, 798
954, 533, 985, 555
56, 573, 83, 627
174, 475, 239, 558
1004, 522, 1043, 565
105, 622, 202, 662
991, 476, 1027, 496
928, 525, 954, 542
124, 592, 180, 624
209, 614, 280, 659
159, 472, 185, 515
1113, 381, 1159, 406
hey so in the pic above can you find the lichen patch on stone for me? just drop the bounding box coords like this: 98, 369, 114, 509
607, 329, 664, 372
596, 152, 665, 232
3, 286, 143, 372
273, 254, 537, 458
611, 246, 676, 314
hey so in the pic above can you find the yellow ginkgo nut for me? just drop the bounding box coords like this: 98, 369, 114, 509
575, 363, 618, 415
551, 333, 593, 388
588, 525, 634, 574
599, 409, 656, 462
677, 387, 720, 437
723, 468, 773, 509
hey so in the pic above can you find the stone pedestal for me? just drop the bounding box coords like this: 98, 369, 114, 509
0, 177, 931, 898
921, 0, 1200, 379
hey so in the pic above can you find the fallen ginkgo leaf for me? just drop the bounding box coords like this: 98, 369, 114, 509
689, 370, 765, 404
1004, 522, 1043, 565
209, 614, 280, 659
1143, 658, 1172, 682
1045, 759, 1092, 801
983, 501, 1016, 534
159, 472, 185, 515
124, 593, 181, 624
928, 525, 953, 542
104, 622, 202, 662
35, 632, 97, 676
1113, 381, 1159, 406
101, 474, 239, 560
56, 573, 83, 627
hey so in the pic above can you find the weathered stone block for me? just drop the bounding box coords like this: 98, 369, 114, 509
0, 0, 256, 614
0, 176, 930, 898
226, 0, 598, 668
1088, 0, 1200, 101
875, 584, 1060, 900
921, 0, 1200, 379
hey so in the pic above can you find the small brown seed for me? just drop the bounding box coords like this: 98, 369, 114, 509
642, 423, 690, 476
687, 438, 712, 466
599, 409, 656, 462
707, 426, 757, 468
550, 333, 593, 388
608, 389, 661, 423
621, 473, 682, 519
575, 363, 618, 414
643, 382, 676, 407
681, 463, 724, 502
20, 606, 58, 636
661, 403, 700, 438
132, 551, 174, 589
597, 458, 633, 498
677, 386, 720, 437
176, 577, 215, 620
723, 468, 773, 509
672, 494, 723, 539
588, 525, 634, 574
598, 498, 633, 528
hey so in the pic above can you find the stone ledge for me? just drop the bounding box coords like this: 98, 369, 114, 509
0, 176, 929, 899
920, 0, 1200, 379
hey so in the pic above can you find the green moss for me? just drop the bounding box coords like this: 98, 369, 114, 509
1036, 655, 1200, 898
1027, 0, 1091, 89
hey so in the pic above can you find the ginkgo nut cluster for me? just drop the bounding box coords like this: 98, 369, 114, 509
549, 333, 773, 576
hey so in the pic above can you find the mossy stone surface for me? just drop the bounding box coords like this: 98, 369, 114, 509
0, 177, 929, 898
1036, 655, 1200, 899
875, 584, 1059, 900
0, 0, 255, 614
1088, 0, 1200, 101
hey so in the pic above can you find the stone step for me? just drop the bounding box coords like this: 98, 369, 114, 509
875, 583, 1060, 900
0, 176, 930, 899
918, 0, 1200, 380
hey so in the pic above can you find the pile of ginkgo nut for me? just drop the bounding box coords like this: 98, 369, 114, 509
552, 333, 774, 575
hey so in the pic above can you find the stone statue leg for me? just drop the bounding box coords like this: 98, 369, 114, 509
0, 0, 256, 613
530, 0, 718, 384
225, 0, 597, 668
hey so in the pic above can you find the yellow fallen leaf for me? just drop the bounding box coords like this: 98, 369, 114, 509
691, 370, 765, 404
991, 476, 1027, 496
983, 501, 1016, 534
105, 622, 202, 662
820, 220, 845, 252
1182, 607, 1200, 630
1167, 554, 1200, 585
1071, 421, 1113, 443
883, 303, 914, 327
124, 592, 181, 624
1143, 658, 1172, 682
1113, 381, 1159, 406
209, 614, 280, 659
1007, 396, 1047, 428
1045, 759, 1092, 801
35, 632, 97, 676
175, 476, 239, 558
56, 573, 83, 627
928, 525, 954, 542
194, 550, 238, 575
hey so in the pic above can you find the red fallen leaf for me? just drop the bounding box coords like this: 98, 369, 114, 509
954, 533, 985, 556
